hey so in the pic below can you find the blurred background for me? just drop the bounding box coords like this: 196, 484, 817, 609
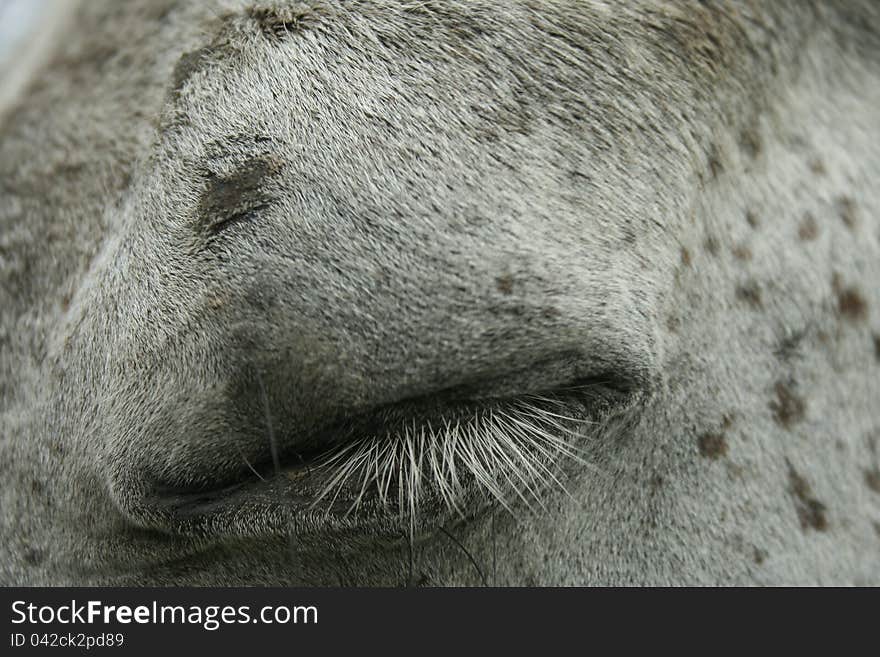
0, 0, 74, 118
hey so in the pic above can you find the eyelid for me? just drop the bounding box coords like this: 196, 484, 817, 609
307, 392, 599, 518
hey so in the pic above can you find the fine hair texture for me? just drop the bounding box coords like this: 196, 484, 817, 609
1, 0, 879, 585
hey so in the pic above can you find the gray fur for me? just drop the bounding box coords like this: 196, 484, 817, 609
1, 0, 879, 585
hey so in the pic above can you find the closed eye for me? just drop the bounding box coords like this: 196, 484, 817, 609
144, 377, 632, 539
308, 389, 613, 519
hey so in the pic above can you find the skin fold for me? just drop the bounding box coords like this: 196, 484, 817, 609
1, 0, 879, 585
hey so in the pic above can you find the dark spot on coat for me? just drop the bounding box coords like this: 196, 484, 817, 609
837, 286, 867, 322
729, 533, 746, 552
48, 440, 65, 457
769, 381, 805, 428
698, 432, 728, 460
680, 246, 692, 267
808, 157, 826, 176
494, 303, 528, 317
735, 281, 762, 309
704, 236, 720, 256
774, 328, 806, 362
707, 142, 724, 178
198, 156, 281, 235
245, 282, 278, 312
642, 1, 751, 81
23, 546, 45, 566
745, 210, 759, 229
787, 463, 828, 532
873, 334, 880, 362
541, 306, 560, 319
206, 295, 225, 310
753, 547, 767, 565
836, 196, 858, 230
865, 468, 880, 494
495, 275, 514, 295
731, 244, 752, 261
798, 213, 818, 241
739, 127, 762, 159
248, 3, 323, 38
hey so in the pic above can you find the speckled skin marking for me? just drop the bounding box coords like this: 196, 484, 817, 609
1, 0, 879, 585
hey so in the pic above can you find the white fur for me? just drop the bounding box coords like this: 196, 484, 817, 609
1, 0, 878, 585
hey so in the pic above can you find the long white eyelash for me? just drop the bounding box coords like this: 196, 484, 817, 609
307, 396, 604, 522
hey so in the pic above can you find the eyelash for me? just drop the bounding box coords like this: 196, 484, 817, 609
306, 391, 606, 525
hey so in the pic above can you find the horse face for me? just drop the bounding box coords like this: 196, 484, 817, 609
1, 0, 878, 585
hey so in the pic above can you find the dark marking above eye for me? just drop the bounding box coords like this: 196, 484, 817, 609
198, 156, 282, 235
